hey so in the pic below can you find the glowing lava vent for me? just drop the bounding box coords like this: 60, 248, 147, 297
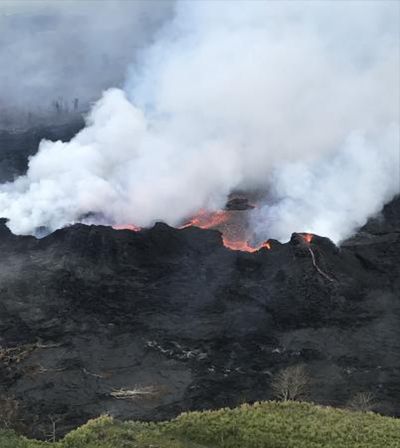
113, 195, 270, 253
180, 209, 270, 252
301, 233, 313, 244
113, 224, 141, 232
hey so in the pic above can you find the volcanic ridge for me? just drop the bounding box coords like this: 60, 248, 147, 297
0, 193, 399, 437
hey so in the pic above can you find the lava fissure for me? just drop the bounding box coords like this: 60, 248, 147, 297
113, 224, 141, 232
180, 209, 230, 230
222, 237, 271, 252
179, 209, 271, 252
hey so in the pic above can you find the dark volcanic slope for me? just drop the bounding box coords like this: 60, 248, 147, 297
0, 197, 399, 437
0, 118, 84, 182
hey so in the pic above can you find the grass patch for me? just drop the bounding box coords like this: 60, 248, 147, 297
2, 401, 400, 447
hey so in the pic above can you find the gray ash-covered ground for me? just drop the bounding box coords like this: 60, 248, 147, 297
0, 124, 399, 438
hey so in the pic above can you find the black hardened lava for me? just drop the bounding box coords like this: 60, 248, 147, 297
0, 197, 399, 437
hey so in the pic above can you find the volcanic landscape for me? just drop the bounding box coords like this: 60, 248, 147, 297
0, 122, 399, 438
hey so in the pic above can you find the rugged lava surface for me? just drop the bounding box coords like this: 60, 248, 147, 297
0, 197, 399, 437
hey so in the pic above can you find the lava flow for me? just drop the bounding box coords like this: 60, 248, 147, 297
179, 209, 230, 229
180, 209, 271, 252
113, 224, 141, 232
223, 238, 271, 252
113, 207, 271, 253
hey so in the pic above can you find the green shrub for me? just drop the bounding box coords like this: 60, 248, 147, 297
1, 401, 399, 448
162, 401, 400, 448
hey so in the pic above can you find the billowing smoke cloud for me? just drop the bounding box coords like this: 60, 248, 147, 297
252, 125, 399, 243
0, 1, 398, 243
0, 0, 174, 127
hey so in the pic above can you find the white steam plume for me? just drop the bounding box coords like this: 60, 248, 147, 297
0, 1, 398, 243
251, 125, 399, 243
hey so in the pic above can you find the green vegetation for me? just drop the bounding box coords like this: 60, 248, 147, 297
1, 401, 400, 448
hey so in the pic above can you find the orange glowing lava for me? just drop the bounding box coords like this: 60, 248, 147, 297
222, 237, 271, 252
261, 240, 271, 250
180, 209, 271, 252
113, 224, 141, 232
302, 233, 313, 244
113, 206, 271, 253
179, 209, 230, 229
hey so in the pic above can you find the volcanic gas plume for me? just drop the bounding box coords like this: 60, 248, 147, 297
0, 1, 398, 244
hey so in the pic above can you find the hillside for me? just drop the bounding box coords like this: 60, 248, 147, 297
2, 401, 400, 448
0, 195, 399, 437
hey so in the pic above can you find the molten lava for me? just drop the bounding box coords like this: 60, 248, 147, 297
222, 238, 271, 252
261, 240, 272, 250
113, 206, 271, 253
113, 224, 141, 232
302, 233, 313, 244
181, 209, 271, 252
179, 209, 230, 229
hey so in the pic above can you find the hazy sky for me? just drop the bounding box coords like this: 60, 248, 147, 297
0, 0, 174, 117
